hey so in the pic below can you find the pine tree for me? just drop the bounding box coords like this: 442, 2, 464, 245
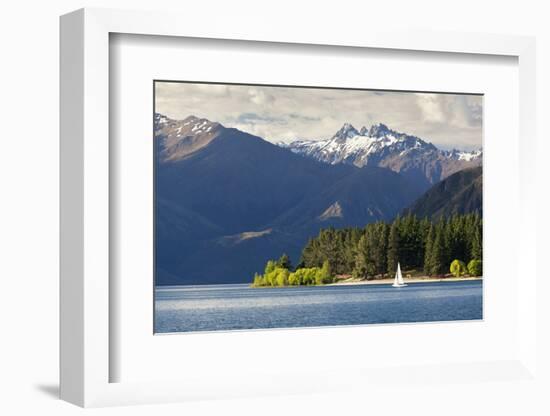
418, 217, 431, 268
424, 224, 435, 275
387, 220, 400, 274
343, 230, 358, 272
277, 253, 292, 270
429, 222, 446, 275
353, 235, 374, 279
373, 222, 388, 275
471, 220, 482, 260
319, 259, 332, 283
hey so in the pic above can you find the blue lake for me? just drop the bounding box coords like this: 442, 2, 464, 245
154, 280, 483, 333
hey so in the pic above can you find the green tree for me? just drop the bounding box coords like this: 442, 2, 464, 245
276, 268, 290, 286
252, 273, 264, 287
424, 224, 435, 275
303, 268, 317, 285
387, 220, 400, 274
371, 222, 388, 275
428, 222, 446, 275
450, 259, 466, 277
318, 259, 332, 284
471, 223, 482, 261
352, 253, 367, 280
277, 253, 292, 270
264, 260, 276, 274
353, 235, 375, 279
467, 259, 482, 277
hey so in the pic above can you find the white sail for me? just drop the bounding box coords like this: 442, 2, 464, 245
397, 263, 404, 285
392, 262, 407, 287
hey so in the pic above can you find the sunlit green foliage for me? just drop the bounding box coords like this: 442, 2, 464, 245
251, 259, 335, 287
467, 259, 482, 277
277, 253, 292, 271
450, 259, 467, 277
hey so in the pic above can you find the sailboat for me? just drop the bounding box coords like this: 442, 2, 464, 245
392, 262, 407, 287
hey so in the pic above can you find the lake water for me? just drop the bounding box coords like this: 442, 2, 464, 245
154, 280, 483, 333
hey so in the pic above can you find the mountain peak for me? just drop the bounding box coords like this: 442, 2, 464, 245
154, 112, 171, 125
155, 114, 224, 162
368, 123, 392, 138
182, 114, 199, 122
332, 123, 359, 141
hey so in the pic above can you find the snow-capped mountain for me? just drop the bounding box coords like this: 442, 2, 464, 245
281, 123, 482, 185
155, 113, 223, 162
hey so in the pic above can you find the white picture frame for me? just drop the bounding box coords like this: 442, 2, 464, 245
60, 8, 537, 408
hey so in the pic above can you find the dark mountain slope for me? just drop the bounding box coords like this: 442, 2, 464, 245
157, 126, 353, 234
271, 165, 424, 230
403, 166, 482, 219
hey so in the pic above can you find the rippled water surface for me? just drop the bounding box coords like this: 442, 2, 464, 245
155, 280, 482, 333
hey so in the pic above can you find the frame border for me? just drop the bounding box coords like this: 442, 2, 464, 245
60, 7, 537, 407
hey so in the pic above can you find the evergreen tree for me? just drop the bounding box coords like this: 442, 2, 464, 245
277, 253, 292, 270
419, 217, 431, 267
352, 235, 375, 279
371, 222, 388, 275
424, 224, 435, 275
471, 221, 482, 260
429, 221, 446, 275
387, 220, 400, 274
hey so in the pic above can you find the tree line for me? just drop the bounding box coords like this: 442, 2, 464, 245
251, 213, 482, 286
300, 213, 482, 279
252, 255, 335, 287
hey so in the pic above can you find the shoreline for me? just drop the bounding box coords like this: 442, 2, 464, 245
327, 276, 483, 286
248, 276, 483, 289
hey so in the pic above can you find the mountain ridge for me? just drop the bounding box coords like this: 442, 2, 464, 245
280, 122, 482, 186
403, 166, 482, 219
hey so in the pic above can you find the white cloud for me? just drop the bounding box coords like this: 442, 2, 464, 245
416, 93, 447, 124
155, 82, 483, 150
247, 88, 275, 106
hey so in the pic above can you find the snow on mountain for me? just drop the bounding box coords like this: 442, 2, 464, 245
154, 113, 224, 162
331, 123, 360, 141
280, 123, 482, 184
444, 148, 483, 162
282, 123, 437, 166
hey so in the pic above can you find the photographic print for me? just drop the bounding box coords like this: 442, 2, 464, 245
154, 81, 483, 333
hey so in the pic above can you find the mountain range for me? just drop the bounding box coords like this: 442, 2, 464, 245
280, 122, 481, 187
155, 113, 482, 285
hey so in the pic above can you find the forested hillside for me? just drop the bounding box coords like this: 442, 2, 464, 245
298, 213, 482, 279
404, 166, 482, 219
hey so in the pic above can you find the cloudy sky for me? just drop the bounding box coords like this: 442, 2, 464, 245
155, 82, 483, 151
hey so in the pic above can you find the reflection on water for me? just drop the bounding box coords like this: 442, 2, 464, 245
155, 280, 482, 333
